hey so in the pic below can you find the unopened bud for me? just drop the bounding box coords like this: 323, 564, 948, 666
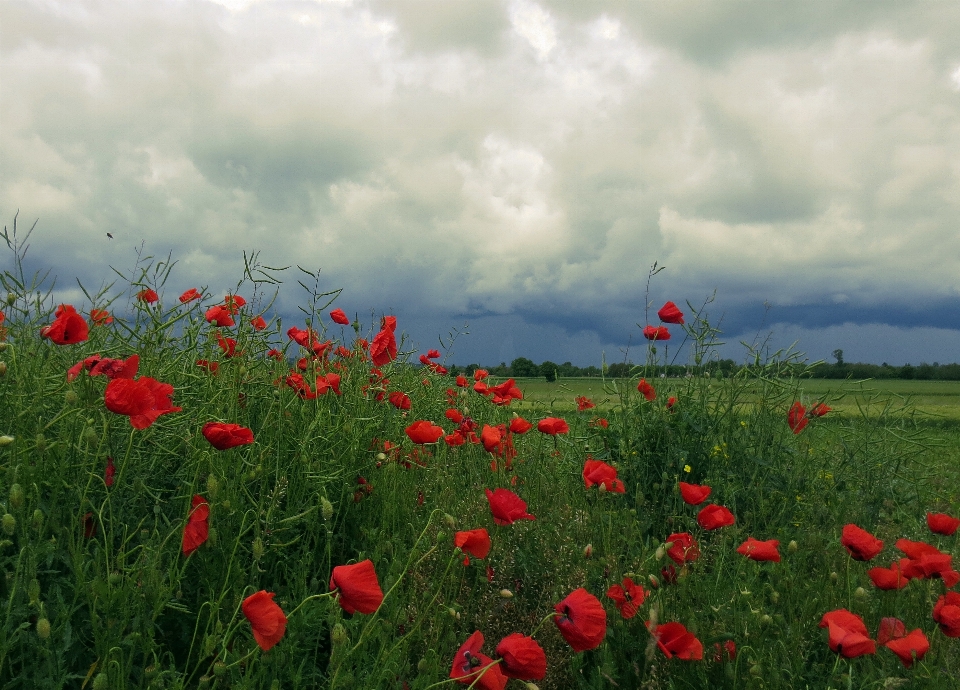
252, 537, 264, 560
443, 513, 456, 529
583, 543, 593, 558
830, 571, 838, 584
36, 617, 51, 639
9, 483, 23, 509
198, 676, 212, 690
448, 608, 460, 619
32, 509, 43, 530
417, 658, 428, 672
648, 574, 660, 589
28, 578, 40, 605
145, 665, 159, 680
750, 664, 762, 677
83, 428, 98, 447
213, 661, 227, 677
499, 589, 513, 599
108, 572, 122, 586
2, 514, 15, 535
92, 672, 109, 690
770, 591, 780, 604
525, 684, 540, 690
0, 436, 14, 446
655, 544, 666, 560
64, 389, 78, 405
321, 496, 334, 521
760, 614, 772, 626
376, 452, 387, 462
854, 587, 868, 600
5, 293, 15, 305
206, 474, 219, 499
788, 540, 798, 553
435, 531, 446, 542
0, 362, 6, 376
35, 434, 47, 452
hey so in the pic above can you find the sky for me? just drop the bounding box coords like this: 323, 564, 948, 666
2, 0, 960, 367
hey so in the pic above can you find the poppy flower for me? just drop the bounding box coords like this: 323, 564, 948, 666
449, 631, 507, 690
788, 401, 808, 434
590, 417, 609, 428
315, 372, 341, 395
40, 305, 89, 345
104, 457, 116, 487
643, 325, 670, 341
445, 409, 464, 424
809, 403, 831, 417
370, 316, 398, 366
678, 481, 711, 505
819, 609, 876, 658
202, 422, 254, 450
576, 396, 595, 411
217, 334, 240, 357
867, 560, 911, 590
876, 617, 906, 646
179, 288, 202, 303
224, 294, 246, 313
665, 532, 700, 565
697, 504, 736, 530
933, 592, 960, 637
637, 378, 656, 401
884, 628, 929, 668
657, 301, 685, 324
553, 588, 606, 652
456, 375, 468, 387
896, 538, 959, 586
484, 488, 535, 525
242, 590, 287, 651
648, 621, 703, 660
251, 315, 267, 331
445, 432, 466, 446
509, 417, 532, 434
537, 417, 569, 435
480, 425, 503, 453
606, 577, 647, 619
82, 512, 97, 538
488, 379, 523, 406
196, 359, 219, 374
90, 308, 113, 326
388, 391, 412, 410
455, 528, 491, 561
713, 640, 737, 663
205, 305, 235, 327
182, 495, 210, 557
582, 459, 625, 493
330, 560, 384, 615
137, 289, 159, 304
329, 308, 350, 325
666, 396, 677, 410
840, 524, 883, 561
104, 377, 181, 429
927, 511, 960, 536
267, 348, 284, 361
405, 420, 444, 444
67, 354, 102, 382
736, 537, 781, 562
90, 354, 140, 380
495, 633, 546, 680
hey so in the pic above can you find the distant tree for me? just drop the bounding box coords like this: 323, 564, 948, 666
558, 361, 578, 378
607, 362, 632, 378
540, 360, 558, 382
832, 349, 844, 366
510, 357, 539, 378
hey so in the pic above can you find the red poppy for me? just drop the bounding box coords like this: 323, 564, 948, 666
884, 628, 929, 668
495, 633, 546, 680
137, 288, 159, 304
736, 537, 780, 562
370, 316, 398, 366
575, 395, 595, 411
474, 369, 489, 381
788, 401, 808, 434
678, 481, 711, 505
697, 504, 736, 530
330, 560, 384, 615
82, 512, 97, 538
666, 532, 700, 565
445, 409, 464, 424
509, 417, 533, 434
590, 417, 609, 428
819, 609, 876, 658
285, 373, 316, 399
582, 459, 625, 493
267, 348, 284, 361
90, 354, 139, 380
896, 538, 959, 586
841, 524, 883, 561
933, 592, 960, 637
809, 403, 831, 417
40, 305, 89, 345
389, 391, 412, 410
488, 379, 523, 406
927, 511, 960, 536
445, 432, 466, 446
657, 301, 684, 324
643, 325, 670, 341
90, 308, 113, 326
202, 422, 254, 450
67, 354, 102, 382
454, 528, 491, 561
224, 294, 246, 313
315, 372, 341, 395
553, 588, 606, 652
449, 631, 507, 690
480, 424, 503, 453
637, 378, 656, 401
876, 617, 906, 646
242, 590, 287, 651
196, 359, 219, 374
713, 640, 737, 663
867, 560, 911, 590
456, 375, 468, 387
537, 417, 569, 435
217, 333, 241, 358
606, 577, 647, 619
484, 488, 535, 525
182, 495, 210, 557
648, 621, 703, 660
405, 420, 444, 444
104, 457, 116, 487
251, 315, 267, 331
329, 308, 350, 325
205, 305, 235, 327
104, 377, 181, 429
179, 288, 202, 303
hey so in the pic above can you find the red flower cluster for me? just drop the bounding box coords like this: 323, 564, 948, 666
819, 609, 875, 658
405, 420, 444, 444
182, 495, 210, 557
137, 288, 159, 304
666, 532, 700, 565
90, 308, 112, 326
179, 288, 202, 303
575, 395, 595, 411
449, 632, 507, 689
68, 353, 140, 382
788, 400, 831, 433
840, 524, 884, 561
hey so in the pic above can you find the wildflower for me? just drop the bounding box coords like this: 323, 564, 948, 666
449, 631, 507, 690
445, 409, 464, 424
330, 308, 350, 325
736, 537, 781, 562
224, 294, 246, 313
840, 524, 883, 561
242, 591, 287, 651
678, 481, 711, 505
40, 305, 89, 345
104, 376, 181, 429
196, 359, 219, 374
267, 348, 284, 361
867, 560, 911, 590
251, 315, 267, 331
202, 422, 254, 450
137, 289, 159, 304
104, 457, 116, 487
484, 488, 535, 525
933, 592, 960, 637
927, 511, 960, 536
883, 628, 929, 669
657, 301, 685, 324
575, 396, 594, 411
590, 417, 609, 428
582, 459, 625, 493
179, 288, 202, 303
182, 495, 210, 557
388, 391, 411, 410
315, 372, 341, 395
217, 333, 240, 357
788, 401, 808, 434
205, 305, 235, 327
330, 560, 384, 614
90, 308, 113, 326
637, 378, 656, 401
665, 532, 699, 565
456, 375, 469, 387
648, 621, 703, 660
455, 528, 491, 562
405, 420, 444, 444
606, 577, 648, 619
509, 417, 533, 434
495, 634, 547, 681
819, 609, 876, 658
809, 403, 831, 417
713, 640, 737, 663
896, 538, 959, 586
666, 396, 677, 410
554, 588, 606, 652
370, 316, 398, 366
88, 354, 139, 380
536, 417, 569, 435
643, 325, 670, 341
697, 504, 736, 530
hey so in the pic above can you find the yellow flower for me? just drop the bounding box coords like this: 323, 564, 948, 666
683, 464, 692, 474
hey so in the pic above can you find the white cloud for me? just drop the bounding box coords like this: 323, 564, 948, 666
509, 0, 557, 61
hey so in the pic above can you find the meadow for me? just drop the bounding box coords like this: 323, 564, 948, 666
0, 244, 958, 689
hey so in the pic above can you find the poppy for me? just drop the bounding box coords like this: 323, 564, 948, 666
606, 577, 647, 619
205, 305, 235, 327
840, 524, 883, 561
590, 417, 609, 428
445, 432, 466, 446
104, 377, 181, 429
456, 375, 468, 387
933, 592, 960, 637
449, 631, 507, 690
370, 316, 398, 366
488, 379, 523, 406
217, 334, 240, 358
678, 482, 711, 506
509, 417, 533, 434
40, 305, 89, 345
582, 459, 625, 493
329, 308, 350, 325
474, 369, 489, 381
736, 537, 781, 562
665, 532, 700, 565
454, 528, 491, 561
927, 511, 960, 536
179, 288, 202, 303
819, 609, 876, 658
242, 590, 287, 651
67, 354, 103, 382
315, 373, 341, 396
666, 396, 677, 410
405, 420, 444, 444
657, 301, 685, 324
445, 409, 464, 424
137, 289, 159, 304
867, 560, 911, 590
267, 348, 284, 361
196, 359, 219, 374
202, 422, 254, 450
553, 588, 606, 652
495, 633, 546, 680
575, 396, 595, 411
484, 488, 535, 525
251, 315, 267, 331
104, 457, 116, 488
480, 425, 503, 453
643, 325, 670, 341
330, 560, 384, 615
697, 504, 736, 530
876, 617, 906, 646
896, 538, 959, 586
389, 391, 412, 410
537, 417, 569, 435
637, 378, 656, 401
90, 308, 113, 326
809, 403, 831, 417
90, 354, 139, 380
788, 401, 808, 434
182, 495, 210, 557
713, 640, 737, 663
648, 621, 703, 660
224, 294, 246, 313
884, 628, 929, 668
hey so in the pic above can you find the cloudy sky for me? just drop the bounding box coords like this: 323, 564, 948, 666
3, 0, 960, 366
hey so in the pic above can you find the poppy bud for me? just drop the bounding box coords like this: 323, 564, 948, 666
92, 673, 109, 690
2, 514, 15, 535
331, 622, 348, 646
760, 614, 772, 626
0, 362, 6, 376
206, 474, 219, 499
435, 531, 446, 542
376, 452, 387, 462
830, 571, 838, 583
500, 589, 513, 599
443, 513, 456, 529
770, 591, 780, 604
321, 497, 334, 521
5, 293, 15, 305
0, 435, 14, 446
854, 586, 868, 600
750, 664, 762, 677
203, 634, 218, 657
9, 483, 23, 509
0, 342, 6, 351
525, 685, 540, 690
583, 544, 593, 558
213, 661, 227, 677
28, 578, 40, 605
417, 658, 428, 672
36, 617, 50, 639
32, 509, 43, 530
145, 665, 159, 680
655, 544, 666, 560
108, 572, 122, 586
252, 537, 264, 560
83, 428, 98, 447
64, 389, 78, 405
788, 540, 798, 553
198, 676, 212, 689
448, 608, 460, 619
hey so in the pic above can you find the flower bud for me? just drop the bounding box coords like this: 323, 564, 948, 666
854, 587, 868, 600
64, 389, 78, 405
206, 474, 219, 499
145, 665, 159, 680
198, 676, 212, 690
829, 571, 838, 584
252, 537, 264, 560
583, 543, 593, 559
443, 513, 456, 529
36, 617, 51, 639
213, 661, 227, 677
5, 292, 15, 305
32, 509, 43, 530
788, 540, 798, 553
376, 452, 387, 462
83, 428, 98, 447
760, 614, 772, 626
28, 578, 40, 605
648, 574, 660, 589
750, 664, 762, 677
9, 483, 23, 510
499, 589, 513, 599
92, 672, 109, 690
0, 362, 6, 376
435, 531, 446, 542
108, 572, 122, 586
526, 684, 540, 690
2, 514, 15, 535
770, 591, 780, 604
655, 544, 666, 560
35, 434, 47, 452
0, 435, 14, 446
320, 496, 334, 521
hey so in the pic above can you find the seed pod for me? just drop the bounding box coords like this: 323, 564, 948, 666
213, 661, 227, 678
9, 483, 23, 509
36, 617, 51, 639
83, 428, 98, 447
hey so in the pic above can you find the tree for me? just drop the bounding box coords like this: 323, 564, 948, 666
540, 361, 558, 382
510, 357, 539, 378
832, 349, 844, 366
